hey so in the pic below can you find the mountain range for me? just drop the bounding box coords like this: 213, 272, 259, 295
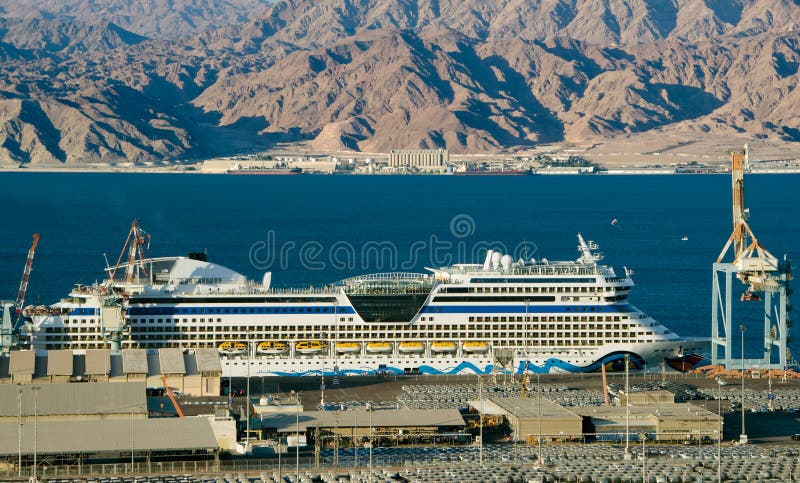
1, 0, 800, 164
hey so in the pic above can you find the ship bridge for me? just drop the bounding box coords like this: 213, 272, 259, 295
336, 273, 434, 323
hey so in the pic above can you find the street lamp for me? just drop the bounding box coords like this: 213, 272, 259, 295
16, 384, 22, 477
739, 324, 747, 444
245, 330, 252, 452
295, 391, 301, 483
716, 378, 723, 483
478, 375, 483, 467
367, 401, 373, 481
640, 431, 647, 483
537, 370, 542, 463
625, 353, 630, 458
32, 385, 41, 481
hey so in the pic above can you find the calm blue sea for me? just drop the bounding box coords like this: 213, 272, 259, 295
0, 172, 797, 358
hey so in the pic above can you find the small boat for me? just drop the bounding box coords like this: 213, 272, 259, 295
430, 341, 457, 353
462, 341, 489, 353
366, 341, 393, 354
681, 236, 689, 241
256, 341, 289, 355
295, 340, 327, 355
398, 341, 425, 354
335, 341, 361, 354
218, 341, 248, 355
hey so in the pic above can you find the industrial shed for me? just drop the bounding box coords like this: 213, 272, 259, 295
468, 397, 584, 443
572, 403, 721, 442
0, 418, 218, 462
0, 382, 147, 423
0, 349, 221, 396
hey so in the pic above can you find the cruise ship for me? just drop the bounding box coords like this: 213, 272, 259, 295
22, 223, 708, 377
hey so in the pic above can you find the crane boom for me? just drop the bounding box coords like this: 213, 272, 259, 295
162, 375, 185, 418
14, 233, 40, 325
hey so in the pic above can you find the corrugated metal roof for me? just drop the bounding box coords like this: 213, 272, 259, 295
262, 409, 465, 433
0, 418, 218, 455
468, 397, 582, 421
195, 349, 222, 373
122, 349, 148, 374
46, 350, 73, 376
158, 348, 186, 374
9, 350, 35, 375
85, 349, 110, 375
0, 382, 146, 417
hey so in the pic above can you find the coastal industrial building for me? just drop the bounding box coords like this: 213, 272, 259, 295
469, 397, 584, 442
388, 149, 449, 168
0, 348, 222, 396
469, 392, 722, 443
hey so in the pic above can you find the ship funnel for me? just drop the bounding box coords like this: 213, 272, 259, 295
483, 250, 494, 270
501, 255, 513, 269
491, 252, 502, 268
262, 272, 272, 289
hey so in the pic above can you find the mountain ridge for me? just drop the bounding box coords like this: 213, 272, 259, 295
2, 0, 800, 163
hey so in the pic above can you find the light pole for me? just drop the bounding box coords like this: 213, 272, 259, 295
625, 353, 630, 458
245, 331, 251, 452
717, 378, 723, 483
16, 384, 22, 477
295, 391, 300, 483
739, 324, 747, 444
32, 385, 41, 481
537, 371, 542, 463
640, 431, 646, 483
478, 375, 483, 467
368, 401, 373, 481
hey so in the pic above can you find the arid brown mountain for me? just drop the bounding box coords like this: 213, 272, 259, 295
2, 0, 800, 164
0, 0, 273, 39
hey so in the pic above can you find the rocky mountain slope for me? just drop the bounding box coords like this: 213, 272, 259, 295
2, 0, 800, 163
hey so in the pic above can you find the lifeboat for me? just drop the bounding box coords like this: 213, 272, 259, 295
256, 341, 289, 355
430, 341, 457, 353
295, 340, 327, 355
366, 341, 393, 354
462, 341, 489, 353
398, 341, 425, 354
336, 342, 361, 354
218, 341, 248, 355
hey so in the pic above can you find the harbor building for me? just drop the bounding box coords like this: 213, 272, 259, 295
388, 149, 449, 168
470, 393, 721, 443
0, 382, 147, 423
469, 397, 584, 443
0, 348, 222, 396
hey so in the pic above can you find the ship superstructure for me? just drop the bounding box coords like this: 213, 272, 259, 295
23, 227, 707, 377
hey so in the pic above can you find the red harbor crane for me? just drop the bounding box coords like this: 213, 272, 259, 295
14, 233, 40, 326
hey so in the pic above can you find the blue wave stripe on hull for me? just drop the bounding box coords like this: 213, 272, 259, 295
517, 352, 645, 374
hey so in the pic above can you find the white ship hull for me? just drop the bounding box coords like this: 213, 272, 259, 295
24, 232, 711, 377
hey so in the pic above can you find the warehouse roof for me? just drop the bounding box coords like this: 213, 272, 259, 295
9, 350, 35, 375
0, 417, 217, 455
0, 382, 146, 417
468, 397, 581, 421
46, 350, 73, 376
262, 409, 465, 433
85, 349, 110, 375
195, 349, 222, 373
159, 348, 186, 374
122, 349, 148, 374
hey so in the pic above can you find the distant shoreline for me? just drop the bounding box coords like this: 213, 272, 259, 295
2, 166, 800, 175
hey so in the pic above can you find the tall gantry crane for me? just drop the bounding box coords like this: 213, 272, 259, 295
2, 233, 40, 352
14, 233, 40, 326
711, 145, 792, 371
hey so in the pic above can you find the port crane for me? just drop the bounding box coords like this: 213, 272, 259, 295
1, 233, 40, 352
711, 145, 792, 371
108, 220, 151, 285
